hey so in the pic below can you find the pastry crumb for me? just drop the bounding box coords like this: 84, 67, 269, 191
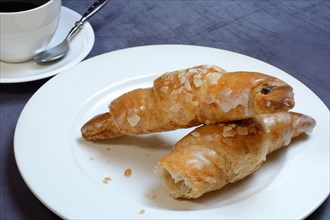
139, 209, 145, 214
144, 191, 156, 200
124, 168, 132, 177
106, 147, 111, 151
89, 157, 94, 160
102, 177, 112, 184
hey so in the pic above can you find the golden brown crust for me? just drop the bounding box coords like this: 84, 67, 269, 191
156, 112, 316, 199
81, 65, 295, 140
81, 113, 121, 140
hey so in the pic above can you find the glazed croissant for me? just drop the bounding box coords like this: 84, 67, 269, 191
155, 112, 316, 199
81, 65, 294, 140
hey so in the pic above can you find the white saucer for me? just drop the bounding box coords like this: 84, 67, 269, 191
0, 7, 95, 83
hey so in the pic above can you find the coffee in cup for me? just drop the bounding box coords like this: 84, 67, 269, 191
0, 0, 62, 63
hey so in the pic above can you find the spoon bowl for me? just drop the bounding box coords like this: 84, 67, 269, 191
33, 0, 108, 63
33, 38, 70, 63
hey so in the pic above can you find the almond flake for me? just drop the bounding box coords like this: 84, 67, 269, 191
127, 114, 140, 127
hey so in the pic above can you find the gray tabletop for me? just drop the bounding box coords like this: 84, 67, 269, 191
1, 0, 329, 219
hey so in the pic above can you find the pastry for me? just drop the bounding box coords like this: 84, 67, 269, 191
81, 65, 294, 140
155, 112, 316, 199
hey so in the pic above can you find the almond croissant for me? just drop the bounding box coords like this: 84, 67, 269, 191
155, 112, 316, 199
81, 65, 294, 140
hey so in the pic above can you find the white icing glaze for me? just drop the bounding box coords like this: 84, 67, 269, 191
207, 149, 217, 157
116, 113, 126, 126
178, 72, 186, 85
174, 87, 184, 95
305, 125, 315, 134
205, 72, 222, 85
262, 113, 293, 145
184, 79, 192, 90
282, 130, 292, 146
294, 116, 315, 134
261, 117, 275, 133
186, 150, 212, 169
205, 65, 215, 69
221, 87, 233, 96
204, 176, 217, 184
216, 88, 250, 114
193, 74, 203, 87
188, 68, 198, 73
284, 99, 291, 107
202, 93, 216, 104
94, 119, 107, 129
233, 165, 242, 174
213, 65, 226, 72
160, 86, 168, 93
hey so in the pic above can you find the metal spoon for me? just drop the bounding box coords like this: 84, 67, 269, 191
33, 0, 109, 63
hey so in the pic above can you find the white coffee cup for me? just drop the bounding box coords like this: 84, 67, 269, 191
0, 0, 62, 63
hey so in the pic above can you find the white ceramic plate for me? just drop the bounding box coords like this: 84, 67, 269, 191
14, 45, 329, 219
0, 7, 94, 83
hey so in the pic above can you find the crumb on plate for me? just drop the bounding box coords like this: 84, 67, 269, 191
124, 168, 132, 177
139, 209, 145, 214
102, 177, 112, 184
144, 191, 156, 200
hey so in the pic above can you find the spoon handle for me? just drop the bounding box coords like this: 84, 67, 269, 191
67, 0, 109, 40
81, 0, 109, 23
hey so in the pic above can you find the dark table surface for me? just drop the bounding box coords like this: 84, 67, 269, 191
1, 0, 329, 219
